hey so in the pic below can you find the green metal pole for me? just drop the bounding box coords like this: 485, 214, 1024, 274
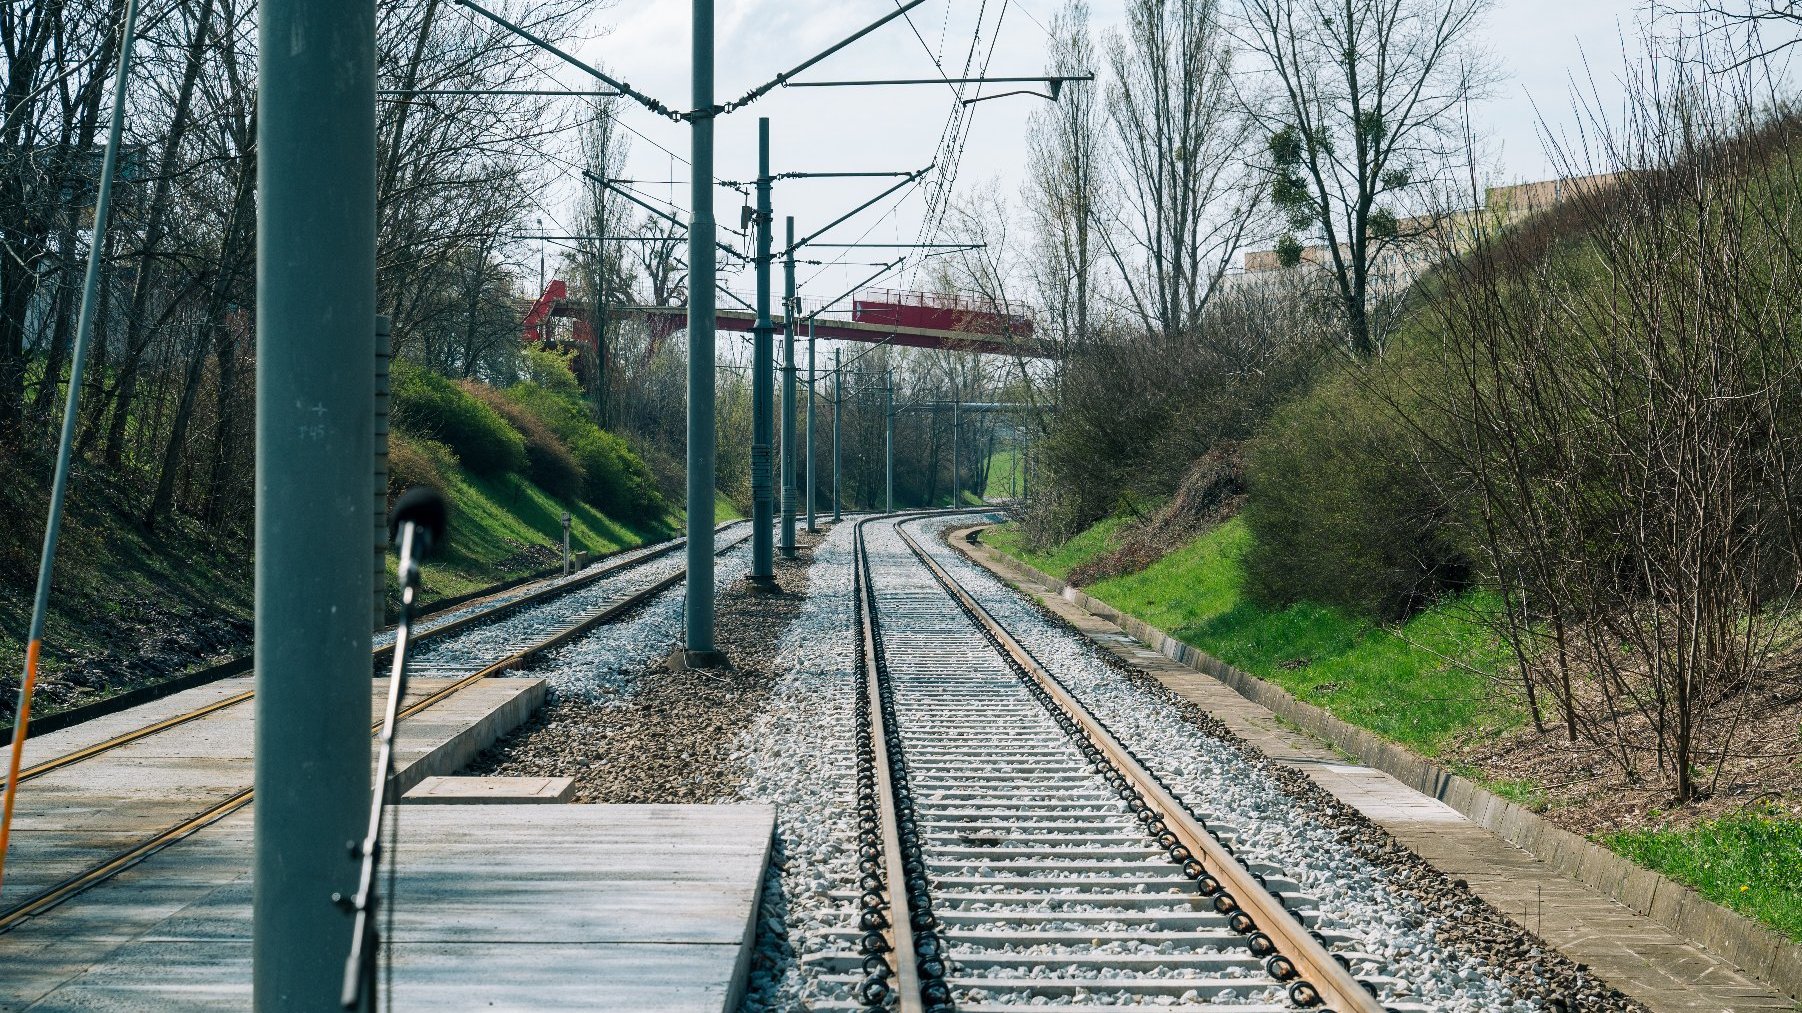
685, 0, 718, 658
254, 0, 375, 1003
952, 398, 960, 507
749, 118, 774, 582
832, 347, 842, 522
596, 236, 609, 427
0, 0, 141, 898
805, 319, 816, 533
780, 217, 797, 557
374, 316, 391, 631
884, 369, 894, 512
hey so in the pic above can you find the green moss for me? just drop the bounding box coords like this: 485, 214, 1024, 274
1604, 810, 1802, 941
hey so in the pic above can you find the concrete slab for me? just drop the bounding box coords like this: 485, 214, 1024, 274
951, 528, 1799, 1013
404, 776, 575, 804
2, 805, 776, 1013
1, 676, 543, 912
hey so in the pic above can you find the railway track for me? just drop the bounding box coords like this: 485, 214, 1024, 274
836, 514, 1405, 1012
0, 522, 751, 931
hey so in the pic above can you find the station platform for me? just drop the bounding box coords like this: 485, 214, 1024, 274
3, 804, 775, 1011
3, 664, 776, 1011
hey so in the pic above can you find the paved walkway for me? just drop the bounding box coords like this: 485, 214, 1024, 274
952, 533, 1798, 1013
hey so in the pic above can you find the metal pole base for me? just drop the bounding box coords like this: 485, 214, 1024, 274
742, 574, 780, 592
673, 647, 732, 671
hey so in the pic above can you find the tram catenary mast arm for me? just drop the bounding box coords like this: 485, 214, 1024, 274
584, 171, 750, 264
722, 0, 931, 111
448, 0, 678, 119
787, 167, 932, 254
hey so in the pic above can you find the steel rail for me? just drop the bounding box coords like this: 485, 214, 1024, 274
894, 520, 1385, 1013
11, 525, 735, 786
852, 517, 924, 1012
0, 531, 751, 933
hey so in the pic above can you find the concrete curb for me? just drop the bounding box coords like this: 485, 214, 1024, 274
959, 528, 1802, 1003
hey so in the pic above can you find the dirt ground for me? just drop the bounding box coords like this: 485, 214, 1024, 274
1449, 669, 1802, 834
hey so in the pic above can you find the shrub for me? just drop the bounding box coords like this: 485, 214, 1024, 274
386, 433, 456, 501
390, 362, 525, 476
504, 382, 667, 524
458, 380, 584, 499
1241, 362, 1471, 620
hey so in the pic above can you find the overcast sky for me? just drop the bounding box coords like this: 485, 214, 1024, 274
521, 0, 1665, 307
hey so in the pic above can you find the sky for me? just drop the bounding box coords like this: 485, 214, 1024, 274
515, 0, 1665, 309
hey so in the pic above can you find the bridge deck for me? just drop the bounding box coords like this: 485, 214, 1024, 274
628, 304, 1056, 358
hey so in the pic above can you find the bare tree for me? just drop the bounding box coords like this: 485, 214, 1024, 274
1403, 42, 1802, 802
1234, 0, 1495, 356
1667, 1, 1802, 66
1023, 0, 1103, 351
1103, 0, 1259, 340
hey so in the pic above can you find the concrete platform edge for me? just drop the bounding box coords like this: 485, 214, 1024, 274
727, 812, 777, 1013
392, 678, 547, 796
951, 525, 1802, 1004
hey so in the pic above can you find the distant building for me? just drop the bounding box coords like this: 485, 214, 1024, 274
1233, 171, 1620, 298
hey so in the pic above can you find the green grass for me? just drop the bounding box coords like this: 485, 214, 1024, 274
995, 515, 1522, 758
410, 464, 674, 602
993, 509, 1802, 942
984, 449, 1023, 499
713, 492, 744, 522
1604, 810, 1802, 941
984, 516, 1132, 581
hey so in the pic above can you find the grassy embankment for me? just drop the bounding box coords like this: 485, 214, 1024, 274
399, 461, 678, 603
986, 515, 1802, 940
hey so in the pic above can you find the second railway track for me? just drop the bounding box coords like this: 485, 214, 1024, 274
0, 522, 752, 932
839, 514, 1405, 1012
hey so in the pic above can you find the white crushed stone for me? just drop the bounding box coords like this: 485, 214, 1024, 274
733, 520, 862, 1012
907, 515, 1534, 1012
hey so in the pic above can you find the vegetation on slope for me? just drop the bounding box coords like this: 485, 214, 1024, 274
989, 507, 1802, 940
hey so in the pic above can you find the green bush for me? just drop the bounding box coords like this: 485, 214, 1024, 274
390, 362, 525, 477
458, 380, 584, 500
1241, 362, 1471, 620
386, 433, 457, 500
505, 382, 666, 523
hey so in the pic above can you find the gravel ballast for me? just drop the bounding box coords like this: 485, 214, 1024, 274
464, 529, 812, 804
733, 521, 863, 1013
910, 515, 1642, 1012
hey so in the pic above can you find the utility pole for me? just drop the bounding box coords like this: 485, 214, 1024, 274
255, 0, 375, 1005
749, 119, 774, 583
951, 398, 960, 507
561, 510, 572, 576
884, 369, 895, 512
805, 319, 816, 533
780, 217, 797, 557
684, 0, 720, 662
595, 231, 609, 427
832, 348, 842, 522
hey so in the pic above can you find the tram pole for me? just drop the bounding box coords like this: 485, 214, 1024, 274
749, 118, 774, 583
780, 217, 797, 557
832, 348, 842, 522
805, 319, 816, 533
254, 0, 376, 1005
684, 0, 719, 660
951, 398, 960, 507
884, 369, 895, 512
